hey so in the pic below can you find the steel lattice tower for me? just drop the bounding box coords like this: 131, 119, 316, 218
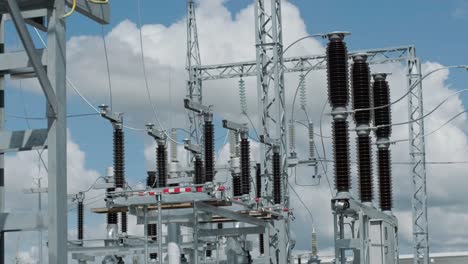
407, 48, 429, 264
187, 0, 203, 144
254, 0, 289, 263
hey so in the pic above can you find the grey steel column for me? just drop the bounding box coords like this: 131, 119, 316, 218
46, 1, 68, 263
407, 48, 429, 264
0, 15, 4, 264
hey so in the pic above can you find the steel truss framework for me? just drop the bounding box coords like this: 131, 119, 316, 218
186, 0, 203, 144
194, 37, 429, 264
0, 1, 109, 263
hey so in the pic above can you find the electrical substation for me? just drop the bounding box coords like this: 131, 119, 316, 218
0, 0, 467, 264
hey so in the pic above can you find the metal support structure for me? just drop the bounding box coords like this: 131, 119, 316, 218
0, 1, 108, 263
254, 0, 289, 263
407, 48, 429, 264
193, 42, 428, 262
0, 16, 4, 264
197, 46, 414, 80
45, 1, 68, 262
186, 0, 203, 144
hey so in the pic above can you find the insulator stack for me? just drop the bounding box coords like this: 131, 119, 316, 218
308, 123, 316, 160
194, 156, 204, 184
311, 228, 318, 257
121, 212, 127, 234
256, 163, 264, 255
147, 171, 157, 188
378, 149, 392, 210
157, 144, 168, 188
352, 55, 374, 203
239, 77, 248, 114
299, 71, 307, 110
357, 136, 373, 202
373, 73, 393, 211
107, 212, 118, 225
327, 35, 349, 108
259, 234, 265, 255
256, 163, 262, 198
272, 150, 282, 205
352, 56, 371, 124
204, 121, 215, 183
229, 130, 239, 158
327, 33, 351, 193
170, 128, 178, 162
373, 75, 392, 139
78, 201, 84, 241
113, 128, 125, 189
232, 176, 242, 197
240, 137, 251, 195
148, 223, 158, 260
332, 121, 351, 192
289, 122, 296, 156
113, 126, 126, 233
148, 223, 157, 240
206, 246, 212, 258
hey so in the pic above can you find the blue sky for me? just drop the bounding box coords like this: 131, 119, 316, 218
4, 0, 468, 259
23, 0, 467, 186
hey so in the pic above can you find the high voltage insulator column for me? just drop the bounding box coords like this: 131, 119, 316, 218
372, 73, 393, 212
146, 124, 171, 262
326, 32, 351, 195
326, 32, 352, 264
351, 54, 374, 203
204, 112, 215, 183
113, 119, 127, 235
256, 164, 265, 256
228, 130, 242, 197
146, 171, 158, 261
272, 146, 282, 205
99, 105, 128, 239
75, 192, 85, 244
223, 120, 251, 197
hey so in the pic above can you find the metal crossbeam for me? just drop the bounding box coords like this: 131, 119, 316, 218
197, 45, 413, 81
0, 129, 48, 152
194, 202, 266, 227
198, 226, 265, 237
0, 213, 47, 232
6, 0, 57, 115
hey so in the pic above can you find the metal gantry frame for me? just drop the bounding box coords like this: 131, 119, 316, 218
254, 0, 290, 263
407, 50, 429, 264
194, 34, 429, 264
0, 1, 109, 263
186, 0, 203, 144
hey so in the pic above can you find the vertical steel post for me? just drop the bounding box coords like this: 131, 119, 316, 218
407, 48, 429, 264
186, 0, 203, 144
46, 1, 68, 263
254, 0, 289, 263
0, 15, 4, 264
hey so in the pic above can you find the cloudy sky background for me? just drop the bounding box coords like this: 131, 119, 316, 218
2, 0, 468, 262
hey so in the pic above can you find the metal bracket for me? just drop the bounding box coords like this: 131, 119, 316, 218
184, 140, 201, 155
98, 104, 122, 124
222, 119, 249, 138
194, 201, 266, 227
146, 123, 166, 144
6, 0, 58, 115
0, 212, 47, 232
0, 129, 48, 153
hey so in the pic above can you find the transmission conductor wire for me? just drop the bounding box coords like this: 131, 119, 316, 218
373, 88, 468, 129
